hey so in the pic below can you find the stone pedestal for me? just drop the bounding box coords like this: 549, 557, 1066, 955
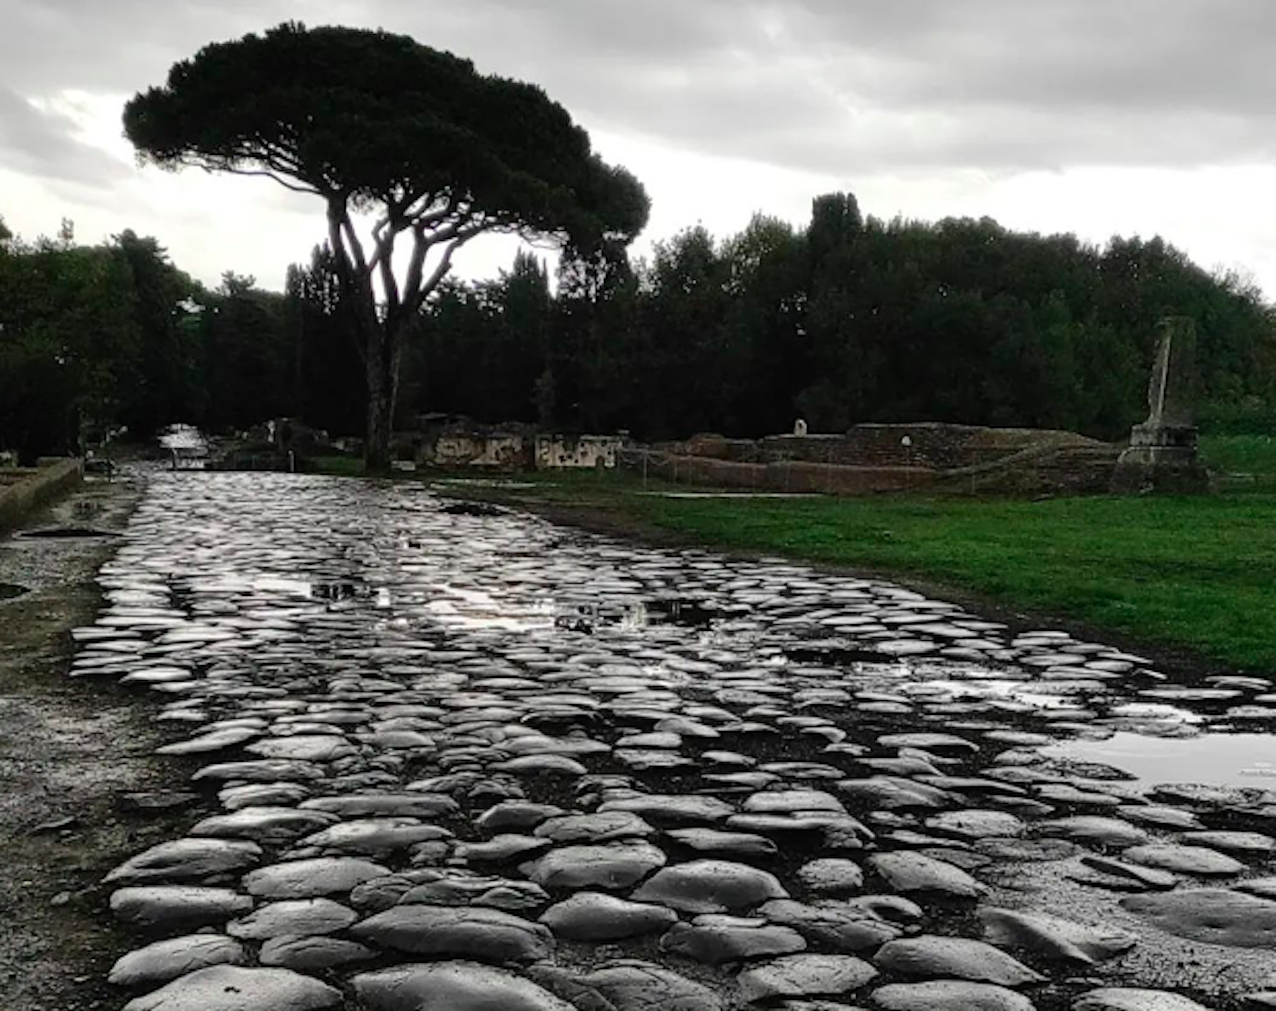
1110, 318, 1210, 494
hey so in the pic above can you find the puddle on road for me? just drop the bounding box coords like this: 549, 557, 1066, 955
1040, 731, 1276, 787
18, 527, 120, 539
0, 582, 29, 601
552, 596, 741, 634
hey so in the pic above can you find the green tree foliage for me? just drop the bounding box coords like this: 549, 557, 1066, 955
124, 21, 649, 470
406, 193, 1275, 442
405, 250, 554, 425
0, 225, 299, 461
3, 192, 1270, 463
0, 232, 143, 460
287, 245, 365, 437
113, 230, 203, 435
201, 272, 294, 432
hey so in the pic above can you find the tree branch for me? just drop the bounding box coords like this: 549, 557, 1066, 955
406, 223, 489, 317
378, 230, 401, 319
216, 165, 321, 195
338, 209, 369, 277
325, 200, 355, 291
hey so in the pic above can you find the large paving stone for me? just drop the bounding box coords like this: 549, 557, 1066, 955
108, 935, 249, 988
1073, 988, 1211, 1010
242, 857, 391, 899
599, 796, 735, 825
577, 959, 725, 1010
874, 935, 1045, 986
520, 840, 667, 890
295, 817, 450, 856
191, 807, 337, 844
667, 828, 778, 858
534, 811, 655, 843
798, 859, 865, 896
258, 935, 376, 970
867, 853, 987, 899
110, 886, 254, 933
1038, 817, 1149, 849
227, 898, 357, 940
736, 954, 878, 1003
105, 839, 263, 885
1121, 889, 1276, 947
122, 965, 341, 1011
870, 980, 1035, 1011
631, 860, 788, 913
660, 915, 806, 964
352, 904, 553, 962
759, 898, 910, 952
539, 892, 677, 940
1122, 843, 1245, 877
352, 962, 575, 1011
977, 907, 1136, 965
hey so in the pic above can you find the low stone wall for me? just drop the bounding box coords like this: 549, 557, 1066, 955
672, 422, 1103, 472
535, 435, 621, 470
417, 430, 624, 470
0, 459, 83, 534
629, 425, 1123, 498
938, 445, 1122, 496
622, 450, 934, 495
428, 433, 532, 468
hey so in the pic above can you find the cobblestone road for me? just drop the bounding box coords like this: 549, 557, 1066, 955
76, 474, 1276, 1010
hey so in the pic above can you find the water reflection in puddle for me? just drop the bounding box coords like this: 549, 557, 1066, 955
1040, 731, 1276, 787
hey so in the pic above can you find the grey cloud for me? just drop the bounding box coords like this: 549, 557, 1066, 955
792, 1, 1276, 116
3, 0, 1273, 177
0, 87, 130, 186
379, 0, 1276, 172
0, 0, 277, 93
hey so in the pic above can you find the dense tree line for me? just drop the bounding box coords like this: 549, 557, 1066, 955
407, 193, 1276, 441
0, 219, 296, 463
3, 191, 1273, 463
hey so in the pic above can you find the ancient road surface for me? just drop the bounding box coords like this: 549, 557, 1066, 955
72, 473, 1276, 1010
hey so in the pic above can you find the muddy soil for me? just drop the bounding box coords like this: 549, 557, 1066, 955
0, 475, 187, 1011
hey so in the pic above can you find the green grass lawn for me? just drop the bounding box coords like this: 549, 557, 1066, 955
1200, 434, 1276, 490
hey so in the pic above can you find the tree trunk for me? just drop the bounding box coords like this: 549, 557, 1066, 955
362, 309, 395, 474
364, 308, 418, 474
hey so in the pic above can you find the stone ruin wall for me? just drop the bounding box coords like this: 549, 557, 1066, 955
622, 452, 931, 495
417, 428, 622, 470
637, 422, 1121, 497
0, 458, 83, 534
406, 420, 1120, 494
669, 423, 1104, 472
533, 435, 621, 470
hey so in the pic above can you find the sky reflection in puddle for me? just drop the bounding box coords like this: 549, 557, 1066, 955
1040, 731, 1276, 787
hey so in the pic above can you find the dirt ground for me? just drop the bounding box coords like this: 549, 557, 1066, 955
0, 474, 190, 1011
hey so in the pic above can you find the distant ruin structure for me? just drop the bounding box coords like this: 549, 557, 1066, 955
1110, 317, 1210, 493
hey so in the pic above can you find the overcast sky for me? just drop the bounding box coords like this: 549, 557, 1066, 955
2, 0, 1274, 296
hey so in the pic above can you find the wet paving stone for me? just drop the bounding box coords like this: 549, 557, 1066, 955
69, 474, 1276, 1008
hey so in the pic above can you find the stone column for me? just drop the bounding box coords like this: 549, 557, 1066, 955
1110, 317, 1210, 493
